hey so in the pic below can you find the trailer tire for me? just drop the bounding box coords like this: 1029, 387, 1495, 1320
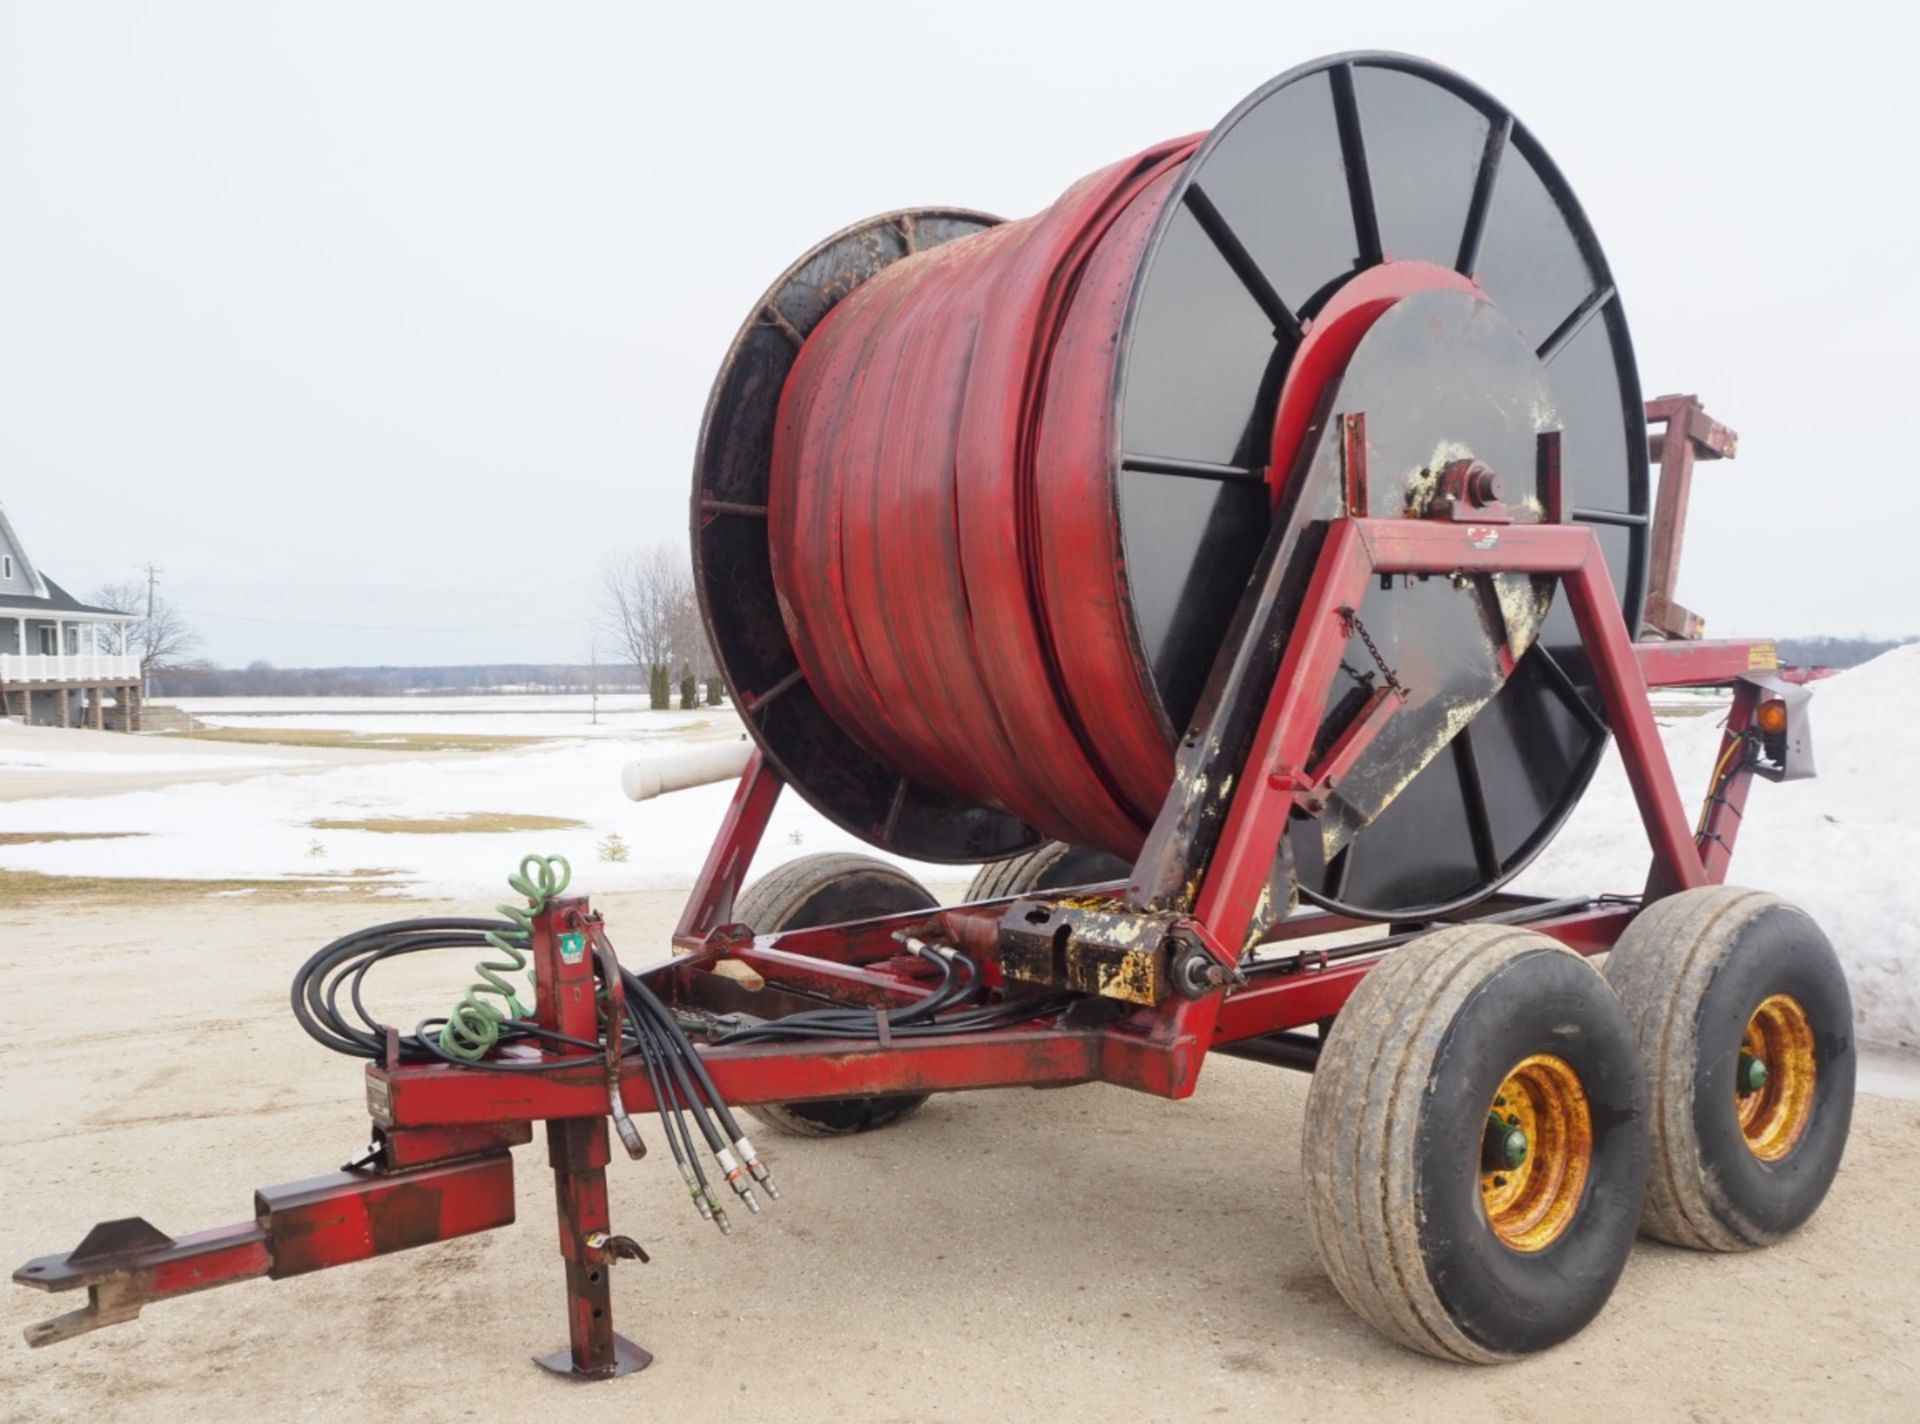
1303, 926, 1647, 1363
1604, 886, 1854, 1251
964, 841, 1132, 903
734, 854, 938, 1138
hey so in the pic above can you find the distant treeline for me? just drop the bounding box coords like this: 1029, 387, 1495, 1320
162, 662, 649, 697
1773, 635, 1916, 669
160, 637, 1915, 698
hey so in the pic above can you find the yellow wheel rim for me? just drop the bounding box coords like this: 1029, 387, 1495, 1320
1737, 993, 1817, 1161
1478, 1054, 1592, 1252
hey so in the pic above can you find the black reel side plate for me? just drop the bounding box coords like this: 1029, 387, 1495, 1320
1112, 52, 1648, 917
692, 210, 1042, 863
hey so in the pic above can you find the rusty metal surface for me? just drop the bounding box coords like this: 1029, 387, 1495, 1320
257, 1154, 516, 1278
1636, 636, 1778, 686
15, 1220, 271, 1346
376, 1120, 532, 1170
997, 896, 1179, 1005
16, 1148, 517, 1344
1643, 394, 1738, 640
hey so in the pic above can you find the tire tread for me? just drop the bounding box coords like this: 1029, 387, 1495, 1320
1305, 925, 1583, 1363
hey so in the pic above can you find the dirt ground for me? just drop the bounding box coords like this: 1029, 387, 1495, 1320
3, 887, 1916, 1424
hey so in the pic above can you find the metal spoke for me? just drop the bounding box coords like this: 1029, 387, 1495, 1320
761, 305, 807, 349
1452, 725, 1502, 879
1531, 646, 1608, 736
1327, 841, 1356, 901
1536, 285, 1615, 364
1330, 64, 1383, 268
1456, 113, 1513, 278
1183, 183, 1303, 341
746, 666, 805, 716
1571, 508, 1648, 528
1120, 453, 1267, 485
881, 777, 910, 842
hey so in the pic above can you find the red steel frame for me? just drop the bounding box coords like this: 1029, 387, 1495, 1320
365, 516, 1774, 1143
16, 511, 1780, 1378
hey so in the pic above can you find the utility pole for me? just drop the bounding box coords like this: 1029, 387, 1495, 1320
141, 563, 161, 696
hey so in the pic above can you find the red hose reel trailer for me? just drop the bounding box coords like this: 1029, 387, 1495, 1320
697, 55, 1651, 920
18, 52, 1852, 1376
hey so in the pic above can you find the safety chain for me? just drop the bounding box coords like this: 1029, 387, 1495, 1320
1339, 606, 1407, 700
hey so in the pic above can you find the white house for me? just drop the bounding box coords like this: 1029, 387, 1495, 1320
0, 502, 143, 729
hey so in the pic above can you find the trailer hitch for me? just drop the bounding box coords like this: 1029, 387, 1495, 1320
15, 1150, 518, 1347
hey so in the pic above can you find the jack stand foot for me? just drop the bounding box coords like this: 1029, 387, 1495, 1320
534, 1333, 652, 1380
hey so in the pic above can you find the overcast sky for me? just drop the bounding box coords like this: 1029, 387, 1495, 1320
1, 2, 1914, 667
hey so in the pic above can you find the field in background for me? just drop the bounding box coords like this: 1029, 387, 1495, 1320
1, 657, 1914, 1052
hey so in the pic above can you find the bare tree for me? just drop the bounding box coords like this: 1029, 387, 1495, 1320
91, 576, 201, 694
665, 573, 721, 706
598, 542, 731, 710
599, 546, 688, 709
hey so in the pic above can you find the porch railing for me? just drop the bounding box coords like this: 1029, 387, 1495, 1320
0, 653, 141, 683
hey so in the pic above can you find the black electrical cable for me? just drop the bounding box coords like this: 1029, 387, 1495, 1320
291, 916, 622, 1071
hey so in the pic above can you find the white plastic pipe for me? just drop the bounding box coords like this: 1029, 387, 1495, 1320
621, 738, 754, 802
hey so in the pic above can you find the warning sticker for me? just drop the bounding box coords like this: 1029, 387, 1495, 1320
1749, 642, 1780, 670
558, 932, 588, 965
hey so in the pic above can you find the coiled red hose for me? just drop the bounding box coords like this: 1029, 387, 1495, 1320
769, 137, 1202, 857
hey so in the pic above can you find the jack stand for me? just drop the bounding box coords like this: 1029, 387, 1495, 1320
531, 898, 651, 1379
535, 1117, 651, 1379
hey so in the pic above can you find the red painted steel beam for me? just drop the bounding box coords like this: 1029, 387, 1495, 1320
371, 1029, 1106, 1127
675, 750, 781, 943
1551, 532, 1711, 901
1195, 519, 1376, 950
1635, 637, 1779, 687
1643, 395, 1738, 640
1211, 903, 1640, 1044
1697, 679, 1762, 885
1352, 520, 1706, 898
15, 1223, 271, 1347
15, 1151, 516, 1346
257, 1156, 516, 1278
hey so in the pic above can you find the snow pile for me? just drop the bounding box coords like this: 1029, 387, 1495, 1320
1515, 645, 1920, 1052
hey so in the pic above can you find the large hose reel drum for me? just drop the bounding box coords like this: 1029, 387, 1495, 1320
694, 53, 1647, 918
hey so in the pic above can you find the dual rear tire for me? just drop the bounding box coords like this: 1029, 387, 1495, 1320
733, 854, 940, 1138
1304, 889, 1854, 1362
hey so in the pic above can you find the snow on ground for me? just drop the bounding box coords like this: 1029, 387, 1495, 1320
1514, 645, 1920, 1052
173, 693, 703, 739
0, 746, 298, 773
6, 655, 1917, 1050
0, 708, 953, 899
